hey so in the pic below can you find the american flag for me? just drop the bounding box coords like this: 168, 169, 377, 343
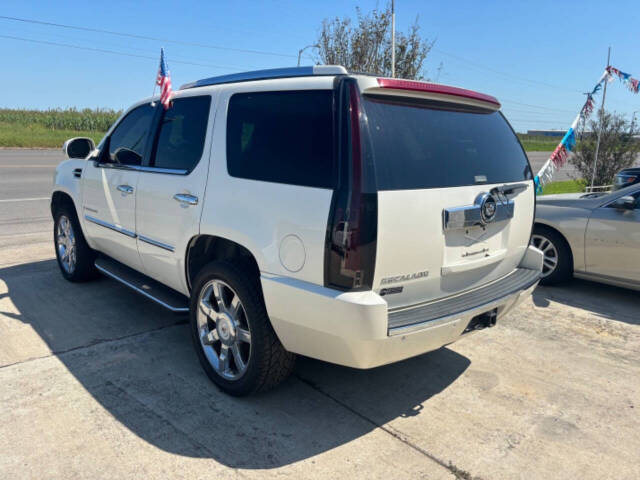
156, 48, 173, 109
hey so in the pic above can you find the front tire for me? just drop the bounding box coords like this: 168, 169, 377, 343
190, 261, 295, 396
53, 205, 97, 282
531, 225, 572, 285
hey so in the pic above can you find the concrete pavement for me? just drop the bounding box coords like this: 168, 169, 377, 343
0, 149, 639, 479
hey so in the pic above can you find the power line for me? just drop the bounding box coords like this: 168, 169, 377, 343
509, 118, 571, 125
0, 34, 242, 71
1, 25, 263, 70
433, 47, 583, 94
500, 98, 577, 114
0, 14, 303, 59
501, 107, 573, 117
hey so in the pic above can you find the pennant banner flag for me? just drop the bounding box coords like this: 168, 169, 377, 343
534, 66, 639, 193
607, 66, 640, 93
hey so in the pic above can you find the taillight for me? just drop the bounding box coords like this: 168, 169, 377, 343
324, 78, 378, 291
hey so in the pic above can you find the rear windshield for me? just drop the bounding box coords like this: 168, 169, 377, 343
363, 96, 532, 190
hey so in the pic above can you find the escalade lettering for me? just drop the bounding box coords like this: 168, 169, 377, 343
381, 271, 429, 285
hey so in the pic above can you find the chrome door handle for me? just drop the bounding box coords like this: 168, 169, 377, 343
117, 185, 134, 194
173, 193, 198, 205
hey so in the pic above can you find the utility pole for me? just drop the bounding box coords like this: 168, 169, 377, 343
590, 47, 611, 189
391, 0, 396, 77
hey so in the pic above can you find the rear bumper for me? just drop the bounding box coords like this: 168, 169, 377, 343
261, 246, 543, 369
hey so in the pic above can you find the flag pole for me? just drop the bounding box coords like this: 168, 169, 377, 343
590, 47, 611, 189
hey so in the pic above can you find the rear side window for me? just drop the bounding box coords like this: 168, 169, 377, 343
107, 103, 155, 166
152, 95, 211, 171
226, 90, 335, 188
363, 96, 532, 190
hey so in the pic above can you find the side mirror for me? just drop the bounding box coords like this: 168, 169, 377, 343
613, 195, 636, 210
62, 137, 95, 159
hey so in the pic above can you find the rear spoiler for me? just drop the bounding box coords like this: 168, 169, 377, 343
363, 77, 501, 111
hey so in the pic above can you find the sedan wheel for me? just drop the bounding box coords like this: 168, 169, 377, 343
531, 234, 559, 278
530, 225, 572, 285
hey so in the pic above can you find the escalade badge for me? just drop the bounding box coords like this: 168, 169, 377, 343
381, 270, 429, 285
479, 193, 497, 224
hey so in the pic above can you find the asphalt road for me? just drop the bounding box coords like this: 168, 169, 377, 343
0, 150, 60, 256
0, 148, 570, 256
1, 149, 639, 479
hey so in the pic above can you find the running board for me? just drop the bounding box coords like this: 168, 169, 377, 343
95, 256, 190, 313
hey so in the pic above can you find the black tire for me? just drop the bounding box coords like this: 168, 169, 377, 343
53, 204, 97, 282
531, 225, 572, 285
190, 261, 295, 396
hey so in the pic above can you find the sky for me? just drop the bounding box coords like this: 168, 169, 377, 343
1, 0, 640, 133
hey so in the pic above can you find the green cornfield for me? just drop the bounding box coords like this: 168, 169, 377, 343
0, 108, 121, 132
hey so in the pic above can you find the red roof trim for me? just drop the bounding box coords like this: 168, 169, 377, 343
376, 78, 500, 108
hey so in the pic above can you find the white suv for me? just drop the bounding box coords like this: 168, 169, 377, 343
52, 66, 543, 396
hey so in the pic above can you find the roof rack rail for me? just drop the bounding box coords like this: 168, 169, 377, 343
180, 65, 348, 90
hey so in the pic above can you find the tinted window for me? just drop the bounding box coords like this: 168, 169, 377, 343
363, 96, 532, 190
227, 90, 334, 188
152, 96, 211, 171
107, 104, 155, 166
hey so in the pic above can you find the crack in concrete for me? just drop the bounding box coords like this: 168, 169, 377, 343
0, 319, 188, 370
101, 379, 251, 479
295, 374, 484, 480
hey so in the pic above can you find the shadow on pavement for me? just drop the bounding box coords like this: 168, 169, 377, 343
0, 259, 470, 469
532, 278, 639, 326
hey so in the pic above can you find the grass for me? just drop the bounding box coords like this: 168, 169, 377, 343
517, 134, 561, 152
541, 179, 586, 195
0, 108, 119, 148
0, 122, 106, 148
0, 109, 565, 151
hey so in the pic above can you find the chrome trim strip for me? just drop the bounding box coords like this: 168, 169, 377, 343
443, 198, 514, 231
94, 263, 188, 313
138, 235, 175, 252
93, 161, 134, 171
133, 165, 188, 175
84, 215, 136, 238
94, 162, 188, 175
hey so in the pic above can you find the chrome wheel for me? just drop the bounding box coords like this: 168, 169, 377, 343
56, 215, 77, 274
196, 279, 251, 380
531, 234, 559, 278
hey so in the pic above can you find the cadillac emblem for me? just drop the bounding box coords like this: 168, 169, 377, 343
479, 193, 497, 224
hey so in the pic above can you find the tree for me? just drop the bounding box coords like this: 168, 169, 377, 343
316, 4, 434, 80
570, 111, 640, 186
